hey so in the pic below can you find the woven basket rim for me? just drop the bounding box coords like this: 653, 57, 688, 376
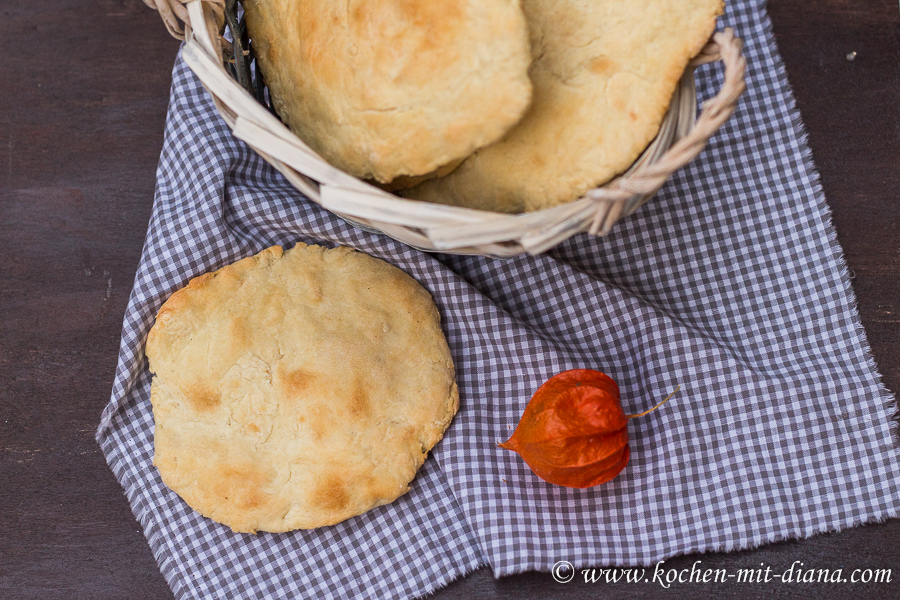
145, 0, 747, 257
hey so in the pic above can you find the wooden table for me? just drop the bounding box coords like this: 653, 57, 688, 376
1, 1, 897, 598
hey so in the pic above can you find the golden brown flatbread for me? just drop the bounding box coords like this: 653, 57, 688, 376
402, 0, 723, 212
243, 0, 533, 184
147, 244, 458, 533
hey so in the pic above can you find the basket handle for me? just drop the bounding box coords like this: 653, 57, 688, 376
144, 0, 225, 41
585, 28, 747, 208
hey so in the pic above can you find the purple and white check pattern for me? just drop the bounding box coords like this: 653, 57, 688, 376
97, 1, 899, 598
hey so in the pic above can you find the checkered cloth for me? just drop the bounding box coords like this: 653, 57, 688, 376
97, 1, 899, 598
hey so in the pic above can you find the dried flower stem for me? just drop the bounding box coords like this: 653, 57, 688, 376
626, 385, 681, 419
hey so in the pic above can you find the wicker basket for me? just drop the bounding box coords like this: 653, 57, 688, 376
145, 0, 746, 257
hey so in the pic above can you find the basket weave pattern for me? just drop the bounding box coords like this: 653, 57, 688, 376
145, 0, 747, 257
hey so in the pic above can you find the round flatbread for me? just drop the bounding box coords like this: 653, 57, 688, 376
146, 244, 458, 533
243, 0, 533, 184
402, 0, 723, 212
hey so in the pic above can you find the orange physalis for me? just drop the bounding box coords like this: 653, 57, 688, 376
498, 369, 677, 488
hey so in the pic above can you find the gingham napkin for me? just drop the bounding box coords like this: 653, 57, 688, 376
97, 1, 900, 598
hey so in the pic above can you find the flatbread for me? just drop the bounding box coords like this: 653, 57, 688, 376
146, 244, 458, 533
243, 0, 533, 184
402, 0, 723, 212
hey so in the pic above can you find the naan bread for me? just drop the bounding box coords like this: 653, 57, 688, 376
402, 0, 723, 212
244, 0, 533, 184
147, 244, 458, 533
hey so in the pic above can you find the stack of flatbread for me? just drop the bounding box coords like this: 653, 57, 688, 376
245, 0, 724, 213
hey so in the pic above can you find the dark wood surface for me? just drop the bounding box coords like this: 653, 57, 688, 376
1, 1, 897, 598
